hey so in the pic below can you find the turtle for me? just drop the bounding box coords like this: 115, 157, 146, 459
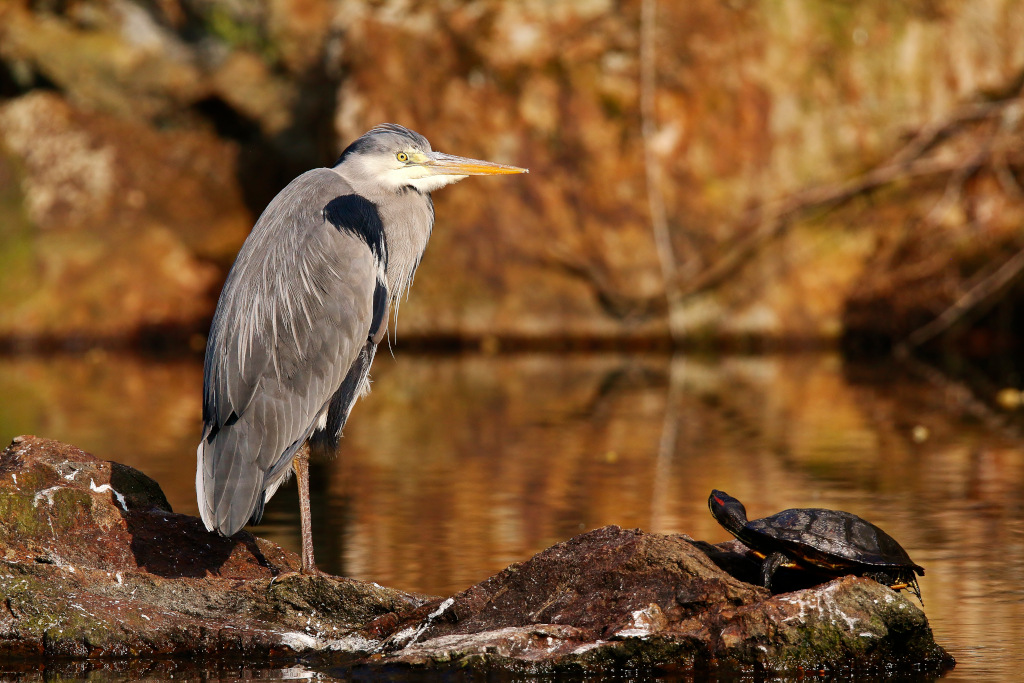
708, 489, 924, 603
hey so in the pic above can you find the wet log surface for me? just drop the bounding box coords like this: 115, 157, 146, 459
0, 436, 953, 676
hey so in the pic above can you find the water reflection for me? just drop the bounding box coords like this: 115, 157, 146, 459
0, 351, 204, 514
0, 351, 1022, 680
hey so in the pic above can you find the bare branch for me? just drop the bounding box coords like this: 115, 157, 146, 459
538, 245, 666, 320
898, 242, 1024, 350
673, 98, 1022, 300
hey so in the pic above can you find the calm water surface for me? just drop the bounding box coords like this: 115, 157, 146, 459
1, 351, 1022, 681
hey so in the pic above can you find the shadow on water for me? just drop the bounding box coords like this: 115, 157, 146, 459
0, 350, 1022, 680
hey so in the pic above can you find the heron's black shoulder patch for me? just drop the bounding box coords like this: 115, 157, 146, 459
323, 194, 388, 265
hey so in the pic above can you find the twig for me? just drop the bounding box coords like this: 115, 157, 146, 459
640, 0, 682, 338
887, 100, 1005, 166
539, 245, 666, 320
674, 152, 996, 299
993, 151, 1024, 200
898, 242, 1024, 350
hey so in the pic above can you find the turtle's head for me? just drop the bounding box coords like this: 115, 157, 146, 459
708, 490, 749, 536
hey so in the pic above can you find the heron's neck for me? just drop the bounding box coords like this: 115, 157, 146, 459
329, 164, 435, 306
375, 187, 434, 303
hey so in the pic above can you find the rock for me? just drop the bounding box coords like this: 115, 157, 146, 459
2, 1, 1023, 347
0, 92, 250, 341
0, 89, 250, 259
0, 1, 300, 134
0, 436, 952, 676
209, 51, 297, 137
356, 526, 953, 675
326, 1, 1024, 346
0, 1, 207, 122
0, 436, 426, 659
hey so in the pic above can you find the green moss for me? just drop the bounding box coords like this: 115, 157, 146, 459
777, 620, 863, 668
203, 6, 279, 65
0, 491, 53, 539
0, 487, 94, 540
0, 567, 119, 655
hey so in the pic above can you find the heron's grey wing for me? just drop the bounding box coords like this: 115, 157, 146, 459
197, 169, 385, 536
308, 277, 389, 460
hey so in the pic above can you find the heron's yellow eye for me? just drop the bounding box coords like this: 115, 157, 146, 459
396, 152, 409, 163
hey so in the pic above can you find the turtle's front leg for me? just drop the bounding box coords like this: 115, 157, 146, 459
760, 551, 789, 591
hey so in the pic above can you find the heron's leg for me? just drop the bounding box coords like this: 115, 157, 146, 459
760, 551, 788, 592
293, 443, 316, 574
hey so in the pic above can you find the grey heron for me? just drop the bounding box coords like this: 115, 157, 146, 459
196, 123, 527, 573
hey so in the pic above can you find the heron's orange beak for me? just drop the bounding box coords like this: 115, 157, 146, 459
424, 152, 528, 176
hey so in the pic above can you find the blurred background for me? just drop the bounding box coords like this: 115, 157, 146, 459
1, 0, 1024, 680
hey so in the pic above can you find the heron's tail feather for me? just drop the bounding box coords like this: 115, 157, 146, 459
195, 424, 265, 537
196, 441, 215, 532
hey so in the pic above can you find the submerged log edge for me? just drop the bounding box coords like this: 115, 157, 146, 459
0, 436, 954, 676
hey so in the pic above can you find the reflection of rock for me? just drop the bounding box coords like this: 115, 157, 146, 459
0, 436, 952, 676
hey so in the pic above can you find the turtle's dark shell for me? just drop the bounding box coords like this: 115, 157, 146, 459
745, 507, 923, 574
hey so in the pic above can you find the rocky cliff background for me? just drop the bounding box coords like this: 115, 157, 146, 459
1, 0, 1023, 350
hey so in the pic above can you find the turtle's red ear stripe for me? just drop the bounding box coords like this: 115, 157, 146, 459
713, 495, 724, 505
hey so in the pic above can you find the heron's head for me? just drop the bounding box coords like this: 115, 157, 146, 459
333, 123, 527, 195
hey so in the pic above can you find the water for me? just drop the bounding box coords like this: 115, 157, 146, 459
1, 350, 1022, 681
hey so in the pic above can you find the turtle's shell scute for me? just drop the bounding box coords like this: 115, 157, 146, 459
745, 508, 919, 570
